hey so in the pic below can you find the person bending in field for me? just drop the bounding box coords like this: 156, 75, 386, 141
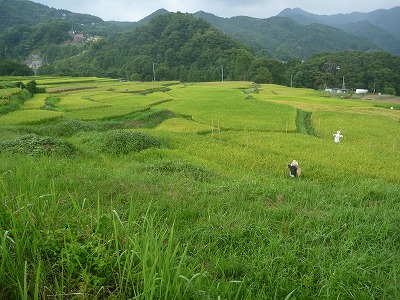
288, 160, 301, 178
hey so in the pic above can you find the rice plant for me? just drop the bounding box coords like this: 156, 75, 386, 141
0, 77, 399, 299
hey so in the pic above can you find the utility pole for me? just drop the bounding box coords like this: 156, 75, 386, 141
221, 65, 224, 82
153, 63, 155, 82
342, 76, 345, 89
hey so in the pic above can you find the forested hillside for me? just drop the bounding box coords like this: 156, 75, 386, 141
0, 20, 73, 62
2, 1, 398, 63
278, 6, 400, 40
48, 13, 263, 82
193, 12, 378, 60
0, 0, 137, 63
290, 51, 400, 95
0, 0, 102, 31
278, 7, 400, 55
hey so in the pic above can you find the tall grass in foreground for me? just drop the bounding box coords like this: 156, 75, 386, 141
0, 183, 202, 299
1, 154, 399, 299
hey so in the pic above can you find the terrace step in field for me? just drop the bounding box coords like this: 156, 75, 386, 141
0, 77, 399, 299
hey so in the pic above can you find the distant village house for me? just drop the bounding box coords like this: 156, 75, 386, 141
325, 88, 349, 93
73, 31, 85, 43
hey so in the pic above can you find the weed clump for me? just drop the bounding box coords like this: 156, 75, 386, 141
99, 130, 161, 154
44, 119, 95, 137
0, 134, 76, 156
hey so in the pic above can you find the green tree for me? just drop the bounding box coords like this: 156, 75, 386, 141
128, 55, 154, 81
24, 80, 46, 94
253, 67, 273, 83
36, 64, 56, 76
249, 57, 285, 84
0, 60, 34, 76
156, 64, 172, 81
293, 51, 400, 94
234, 49, 253, 81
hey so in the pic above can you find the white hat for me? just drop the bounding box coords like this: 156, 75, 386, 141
291, 160, 298, 167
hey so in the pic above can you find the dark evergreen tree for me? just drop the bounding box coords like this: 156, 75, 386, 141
0, 60, 34, 76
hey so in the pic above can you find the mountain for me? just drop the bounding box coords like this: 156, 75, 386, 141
135, 8, 169, 26
338, 21, 400, 55
278, 7, 400, 54
1, 0, 399, 75
193, 11, 378, 60
278, 7, 400, 38
0, 0, 139, 64
0, 0, 103, 31
0, 0, 138, 37
51, 12, 257, 82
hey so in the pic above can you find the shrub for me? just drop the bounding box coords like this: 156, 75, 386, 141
99, 130, 161, 154
24, 80, 46, 94
0, 134, 76, 156
0, 60, 34, 76
0, 89, 31, 116
43, 119, 95, 137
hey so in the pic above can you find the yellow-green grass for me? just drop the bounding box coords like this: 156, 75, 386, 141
36, 76, 113, 85
194, 81, 255, 89
115, 81, 180, 93
313, 110, 400, 149
0, 87, 20, 99
0, 76, 37, 82
256, 84, 400, 120
64, 106, 129, 120
62, 90, 116, 100
42, 79, 179, 94
155, 117, 212, 133
149, 83, 399, 183
100, 91, 171, 105
150, 126, 399, 183
37, 77, 112, 93
93, 81, 180, 93
0, 109, 63, 125
44, 83, 99, 94
258, 84, 322, 97
160, 84, 297, 132
56, 94, 110, 111
64, 92, 172, 120
22, 93, 49, 109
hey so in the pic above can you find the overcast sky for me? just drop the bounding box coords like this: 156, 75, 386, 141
31, 0, 399, 22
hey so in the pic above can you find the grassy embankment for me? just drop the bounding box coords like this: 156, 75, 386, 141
0, 77, 399, 299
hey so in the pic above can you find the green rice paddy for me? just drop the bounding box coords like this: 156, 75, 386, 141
0, 77, 399, 299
